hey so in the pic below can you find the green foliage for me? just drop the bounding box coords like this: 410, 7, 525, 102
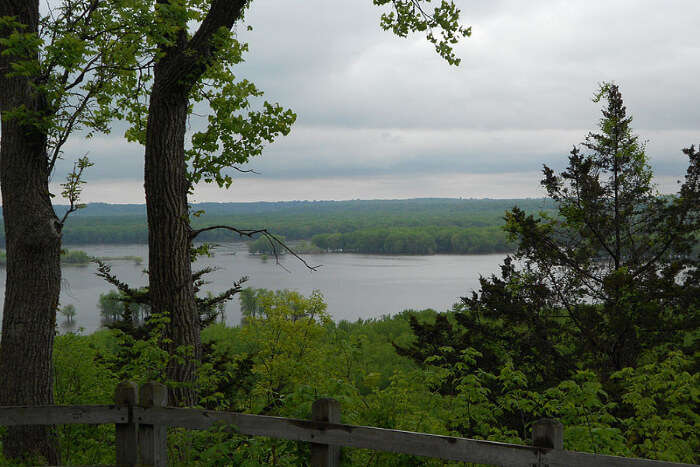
58, 304, 77, 333
102, 312, 173, 385
105, 0, 296, 195
95, 255, 143, 265
53, 332, 119, 465
373, 0, 471, 65
312, 225, 510, 254
186, 47, 297, 188
236, 289, 330, 411
0, 0, 152, 168
44, 295, 699, 465
98, 289, 150, 327
59, 156, 94, 220
500, 83, 699, 372
239, 287, 264, 320
611, 350, 699, 463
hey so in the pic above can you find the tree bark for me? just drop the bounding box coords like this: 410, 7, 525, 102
144, 80, 201, 406
144, 0, 247, 406
0, 1, 61, 462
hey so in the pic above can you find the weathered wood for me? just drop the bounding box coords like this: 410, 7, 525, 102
114, 381, 138, 467
0, 405, 126, 426
310, 398, 341, 467
135, 407, 697, 467
136, 407, 540, 466
532, 419, 563, 450
531, 418, 563, 466
138, 382, 168, 467
541, 449, 695, 467
1, 400, 695, 467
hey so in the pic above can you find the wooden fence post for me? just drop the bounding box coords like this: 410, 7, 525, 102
310, 398, 341, 467
138, 382, 168, 467
532, 419, 563, 450
532, 418, 563, 467
115, 381, 138, 467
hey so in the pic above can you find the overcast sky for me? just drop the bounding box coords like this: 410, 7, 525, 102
52, 0, 700, 203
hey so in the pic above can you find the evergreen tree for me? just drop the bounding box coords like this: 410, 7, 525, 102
398, 83, 699, 385
501, 83, 699, 373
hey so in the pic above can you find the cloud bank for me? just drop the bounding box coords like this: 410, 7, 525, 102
50, 0, 699, 202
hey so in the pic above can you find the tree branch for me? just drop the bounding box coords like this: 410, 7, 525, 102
155, 0, 246, 94
57, 156, 92, 226
196, 276, 247, 312
190, 225, 320, 271
94, 259, 151, 305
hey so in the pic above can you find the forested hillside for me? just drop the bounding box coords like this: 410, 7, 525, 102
0, 198, 555, 254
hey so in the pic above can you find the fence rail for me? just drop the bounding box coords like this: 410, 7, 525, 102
0, 405, 125, 426
0, 381, 695, 467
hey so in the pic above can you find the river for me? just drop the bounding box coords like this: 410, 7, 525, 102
0, 242, 506, 333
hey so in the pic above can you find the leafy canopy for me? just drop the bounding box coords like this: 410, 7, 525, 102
0, 0, 152, 174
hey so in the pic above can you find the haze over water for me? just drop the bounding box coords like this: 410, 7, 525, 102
0, 242, 505, 333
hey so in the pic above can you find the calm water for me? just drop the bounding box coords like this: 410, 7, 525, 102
0, 243, 505, 333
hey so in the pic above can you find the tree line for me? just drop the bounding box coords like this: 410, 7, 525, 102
311, 225, 510, 254
1, 199, 538, 254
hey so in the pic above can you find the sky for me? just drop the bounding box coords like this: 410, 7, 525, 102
51, 0, 700, 203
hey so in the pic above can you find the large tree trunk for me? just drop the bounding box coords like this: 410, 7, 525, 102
144, 79, 201, 406
0, 2, 61, 462
142, 0, 247, 406
136, 0, 257, 407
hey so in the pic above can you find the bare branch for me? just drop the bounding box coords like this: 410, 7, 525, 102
191, 225, 266, 239
231, 166, 259, 174
190, 225, 320, 271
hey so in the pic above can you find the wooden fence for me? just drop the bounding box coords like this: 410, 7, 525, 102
0, 381, 696, 467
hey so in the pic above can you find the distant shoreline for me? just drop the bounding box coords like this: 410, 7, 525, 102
1, 198, 554, 254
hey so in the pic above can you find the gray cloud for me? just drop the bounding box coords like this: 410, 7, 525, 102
50, 0, 700, 201
235, 0, 700, 130
52, 135, 144, 183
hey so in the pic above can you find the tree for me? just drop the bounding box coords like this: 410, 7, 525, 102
393, 84, 699, 453
98, 289, 150, 327
95, 259, 245, 335
239, 286, 264, 322
398, 83, 699, 387
0, 0, 144, 460
502, 83, 699, 374
238, 289, 330, 412
104, 0, 294, 405
58, 304, 77, 333
0, 4, 62, 460
112, 0, 471, 405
